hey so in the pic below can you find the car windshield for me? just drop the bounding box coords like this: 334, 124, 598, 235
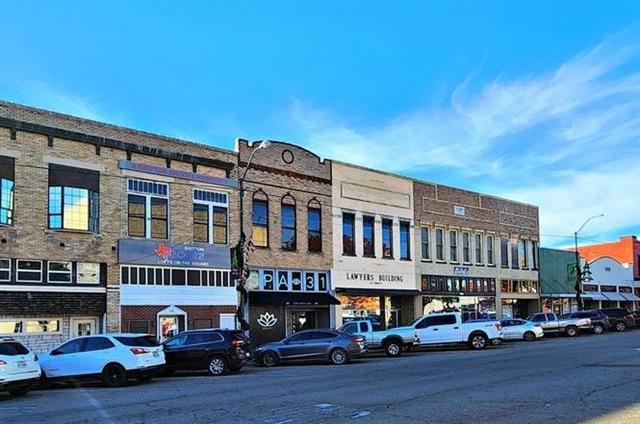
115, 335, 160, 347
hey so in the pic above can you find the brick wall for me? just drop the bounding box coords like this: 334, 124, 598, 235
121, 305, 236, 334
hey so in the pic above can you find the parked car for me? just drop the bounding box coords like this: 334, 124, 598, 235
597, 308, 635, 332
255, 329, 366, 367
633, 311, 640, 328
338, 320, 419, 357
162, 329, 251, 376
39, 334, 165, 387
526, 312, 591, 336
560, 311, 609, 334
411, 312, 502, 349
0, 338, 41, 396
500, 319, 544, 341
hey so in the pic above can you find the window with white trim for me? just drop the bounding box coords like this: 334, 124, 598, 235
48, 261, 72, 283
127, 179, 169, 239
120, 265, 232, 287
0, 319, 60, 335
475, 234, 483, 264
17, 260, 42, 282
462, 232, 471, 263
486, 236, 495, 265
421, 227, 430, 260
0, 156, 14, 226
0, 259, 10, 281
193, 189, 229, 244
78, 263, 100, 284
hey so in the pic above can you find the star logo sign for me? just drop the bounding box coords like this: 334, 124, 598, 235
155, 243, 173, 261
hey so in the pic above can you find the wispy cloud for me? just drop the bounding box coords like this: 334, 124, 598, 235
286, 31, 640, 246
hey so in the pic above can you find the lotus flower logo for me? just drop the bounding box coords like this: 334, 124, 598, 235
257, 312, 278, 329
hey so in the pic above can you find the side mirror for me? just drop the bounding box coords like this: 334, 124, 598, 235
283, 340, 290, 345
50, 348, 60, 356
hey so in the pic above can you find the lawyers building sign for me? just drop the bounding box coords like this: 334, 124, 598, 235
345, 272, 405, 285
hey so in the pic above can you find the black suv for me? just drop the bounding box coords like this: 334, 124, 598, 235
561, 311, 609, 334
597, 308, 635, 332
162, 329, 251, 376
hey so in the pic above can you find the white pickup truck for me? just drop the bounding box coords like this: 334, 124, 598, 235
411, 312, 503, 350
338, 320, 419, 357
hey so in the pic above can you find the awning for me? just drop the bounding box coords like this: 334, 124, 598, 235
543, 294, 578, 298
583, 293, 608, 301
602, 293, 628, 302
621, 293, 640, 302
249, 291, 341, 306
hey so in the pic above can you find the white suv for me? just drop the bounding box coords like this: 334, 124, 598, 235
39, 334, 165, 387
0, 338, 41, 396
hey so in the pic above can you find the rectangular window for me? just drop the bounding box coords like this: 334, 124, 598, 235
251, 199, 269, 247
48, 164, 99, 232
193, 189, 229, 244
0, 156, 15, 225
500, 238, 509, 268
362, 215, 375, 257
382, 218, 394, 258
486, 236, 495, 265
511, 240, 519, 269
421, 227, 430, 260
342, 212, 355, 256
520, 240, 528, 268
462, 232, 470, 263
475, 234, 483, 264
129, 321, 150, 334
17, 260, 42, 282
400, 221, 410, 260
449, 230, 458, 262
532, 241, 539, 270
47, 261, 71, 283
0, 319, 60, 335
281, 203, 296, 250
127, 179, 169, 239
436, 229, 444, 261
0, 259, 10, 281
307, 205, 322, 252
78, 263, 100, 284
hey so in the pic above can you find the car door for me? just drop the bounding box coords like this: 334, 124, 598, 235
44, 338, 86, 377
279, 332, 311, 360
184, 333, 221, 368
415, 316, 438, 345
162, 334, 189, 369
303, 331, 338, 359
433, 314, 461, 343
500, 320, 515, 339
509, 320, 526, 339
77, 336, 117, 375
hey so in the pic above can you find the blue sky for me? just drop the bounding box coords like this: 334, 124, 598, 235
0, 2, 638, 247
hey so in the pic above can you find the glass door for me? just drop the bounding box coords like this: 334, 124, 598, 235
288, 310, 317, 335
159, 316, 185, 341
71, 318, 98, 338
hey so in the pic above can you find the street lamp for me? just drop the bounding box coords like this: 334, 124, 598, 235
574, 214, 604, 311
235, 140, 271, 332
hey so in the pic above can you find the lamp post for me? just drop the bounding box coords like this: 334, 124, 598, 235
235, 140, 271, 332
574, 214, 604, 311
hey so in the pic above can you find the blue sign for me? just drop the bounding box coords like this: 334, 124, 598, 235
118, 239, 231, 268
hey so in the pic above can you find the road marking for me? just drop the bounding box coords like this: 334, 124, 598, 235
352, 410, 371, 419
0, 406, 37, 411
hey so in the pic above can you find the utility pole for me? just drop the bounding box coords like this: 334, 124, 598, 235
574, 214, 604, 311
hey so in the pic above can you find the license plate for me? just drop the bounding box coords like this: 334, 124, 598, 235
245, 352, 251, 358
17, 361, 27, 368
153, 351, 159, 358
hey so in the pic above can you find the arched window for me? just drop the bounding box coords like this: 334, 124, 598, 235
307, 198, 322, 252
251, 190, 269, 247
281, 194, 296, 250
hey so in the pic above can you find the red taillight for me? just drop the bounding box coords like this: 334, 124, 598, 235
352, 336, 364, 343
130, 347, 150, 355
232, 339, 245, 347
0, 360, 6, 366
495, 323, 502, 331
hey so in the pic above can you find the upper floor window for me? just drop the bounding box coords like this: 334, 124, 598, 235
48, 164, 99, 232
307, 199, 322, 252
382, 218, 394, 259
475, 234, 483, 264
193, 189, 228, 245
532, 241, 539, 270
519, 240, 528, 268
281, 195, 296, 250
362, 215, 375, 257
127, 179, 168, 239
486, 236, 495, 265
0, 156, 14, 226
0, 259, 10, 281
342, 212, 355, 256
449, 230, 458, 262
511, 240, 519, 269
251, 191, 269, 247
435, 228, 444, 261
400, 221, 410, 260
48, 261, 72, 283
17, 260, 42, 283
500, 238, 509, 268
421, 227, 430, 260
77, 263, 100, 284
462, 232, 471, 263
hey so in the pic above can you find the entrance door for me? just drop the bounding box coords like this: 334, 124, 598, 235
159, 316, 185, 341
288, 310, 317, 335
71, 318, 98, 338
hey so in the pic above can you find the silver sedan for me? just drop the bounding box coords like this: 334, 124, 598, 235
500, 319, 544, 341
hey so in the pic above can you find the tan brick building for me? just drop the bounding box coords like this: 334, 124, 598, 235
414, 180, 540, 319
236, 139, 336, 345
0, 101, 239, 351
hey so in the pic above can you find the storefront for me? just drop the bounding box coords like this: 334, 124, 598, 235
247, 268, 339, 346
118, 239, 236, 341
421, 274, 497, 321
498, 279, 540, 318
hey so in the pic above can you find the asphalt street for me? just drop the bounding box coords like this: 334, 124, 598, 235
1, 331, 639, 424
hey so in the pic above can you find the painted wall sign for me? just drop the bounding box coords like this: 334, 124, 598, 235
453, 205, 466, 216
453, 266, 470, 276
118, 239, 231, 268
249, 269, 330, 292
119, 160, 238, 188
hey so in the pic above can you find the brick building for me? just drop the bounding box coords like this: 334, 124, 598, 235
236, 139, 337, 346
414, 181, 540, 319
0, 100, 239, 350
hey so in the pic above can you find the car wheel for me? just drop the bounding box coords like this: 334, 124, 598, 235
592, 324, 604, 335
469, 333, 488, 349
330, 348, 349, 365
208, 356, 228, 376
615, 322, 626, 332
102, 364, 128, 387
384, 340, 402, 357
7, 386, 31, 397
261, 351, 279, 367
523, 331, 536, 342
565, 326, 577, 337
